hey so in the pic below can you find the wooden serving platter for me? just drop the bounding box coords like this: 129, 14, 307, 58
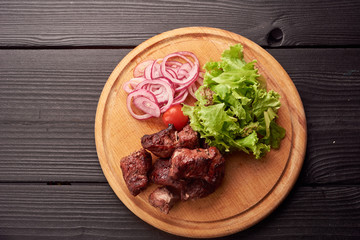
95, 27, 307, 238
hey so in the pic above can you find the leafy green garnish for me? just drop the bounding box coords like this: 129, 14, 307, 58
182, 44, 285, 159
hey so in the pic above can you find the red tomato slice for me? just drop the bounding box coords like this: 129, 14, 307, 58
162, 104, 189, 131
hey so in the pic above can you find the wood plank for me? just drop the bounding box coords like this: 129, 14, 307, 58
0, 49, 129, 122
0, 49, 126, 182
0, 49, 359, 184
0, 122, 104, 182
0, 184, 358, 239
267, 49, 360, 185
0, 0, 359, 47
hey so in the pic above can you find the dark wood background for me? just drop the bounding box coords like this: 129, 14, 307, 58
0, 1, 359, 239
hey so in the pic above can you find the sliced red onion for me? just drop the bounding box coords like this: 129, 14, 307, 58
160, 52, 199, 87
125, 51, 201, 120
134, 60, 154, 78
144, 61, 154, 80
123, 77, 146, 93
172, 88, 189, 105
135, 79, 174, 112
188, 74, 204, 99
177, 62, 192, 79
133, 96, 160, 118
126, 89, 159, 119
165, 60, 182, 68
166, 68, 178, 79
188, 82, 198, 99
150, 61, 162, 79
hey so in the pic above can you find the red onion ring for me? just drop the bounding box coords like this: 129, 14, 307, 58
125, 51, 201, 120
172, 88, 189, 105
135, 79, 174, 112
126, 89, 160, 119
160, 51, 199, 87
188, 73, 204, 99
123, 77, 146, 93
134, 60, 154, 78
133, 96, 160, 117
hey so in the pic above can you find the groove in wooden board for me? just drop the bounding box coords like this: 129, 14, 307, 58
95, 27, 306, 238
0, 184, 359, 240
0, 0, 359, 47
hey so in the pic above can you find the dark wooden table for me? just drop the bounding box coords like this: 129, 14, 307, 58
1, 1, 359, 239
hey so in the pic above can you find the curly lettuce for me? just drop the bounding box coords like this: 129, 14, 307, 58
183, 44, 285, 159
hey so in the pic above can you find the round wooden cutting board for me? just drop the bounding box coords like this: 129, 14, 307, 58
95, 27, 307, 238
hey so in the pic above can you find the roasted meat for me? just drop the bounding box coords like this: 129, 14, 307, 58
169, 147, 225, 187
120, 148, 152, 196
150, 158, 185, 193
150, 147, 225, 202
141, 124, 177, 158
141, 124, 199, 158
182, 179, 217, 200
121, 124, 226, 214
148, 186, 179, 214
177, 124, 199, 149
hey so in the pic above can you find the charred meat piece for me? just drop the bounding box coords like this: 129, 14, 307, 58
150, 147, 225, 201
177, 124, 199, 149
120, 148, 152, 196
141, 124, 199, 158
141, 124, 177, 158
169, 147, 225, 186
150, 158, 185, 193
169, 148, 211, 180
150, 158, 192, 200
183, 179, 217, 200
148, 186, 179, 214
205, 148, 226, 188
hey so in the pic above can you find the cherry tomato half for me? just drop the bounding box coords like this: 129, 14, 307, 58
162, 104, 189, 131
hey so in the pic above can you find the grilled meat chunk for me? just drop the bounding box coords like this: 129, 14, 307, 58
150, 158, 185, 193
148, 187, 179, 214
169, 147, 225, 187
177, 124, 199, 149
121, 125, 226, 214
141, 124, 177, 158
141, 124, 199, 158
150, 147, 225, 201
182, 179, 217, 200
120, 148, 152, 196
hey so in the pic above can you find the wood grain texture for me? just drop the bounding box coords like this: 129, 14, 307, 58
0, 0, 359, 47
0, 184, 358, 240
0, 48, 359, 184
267, 49, 360, 185
0, 49, 130, 182
0, 49, 129, 122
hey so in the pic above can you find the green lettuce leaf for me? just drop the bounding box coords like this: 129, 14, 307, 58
183, 44, 285, 159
